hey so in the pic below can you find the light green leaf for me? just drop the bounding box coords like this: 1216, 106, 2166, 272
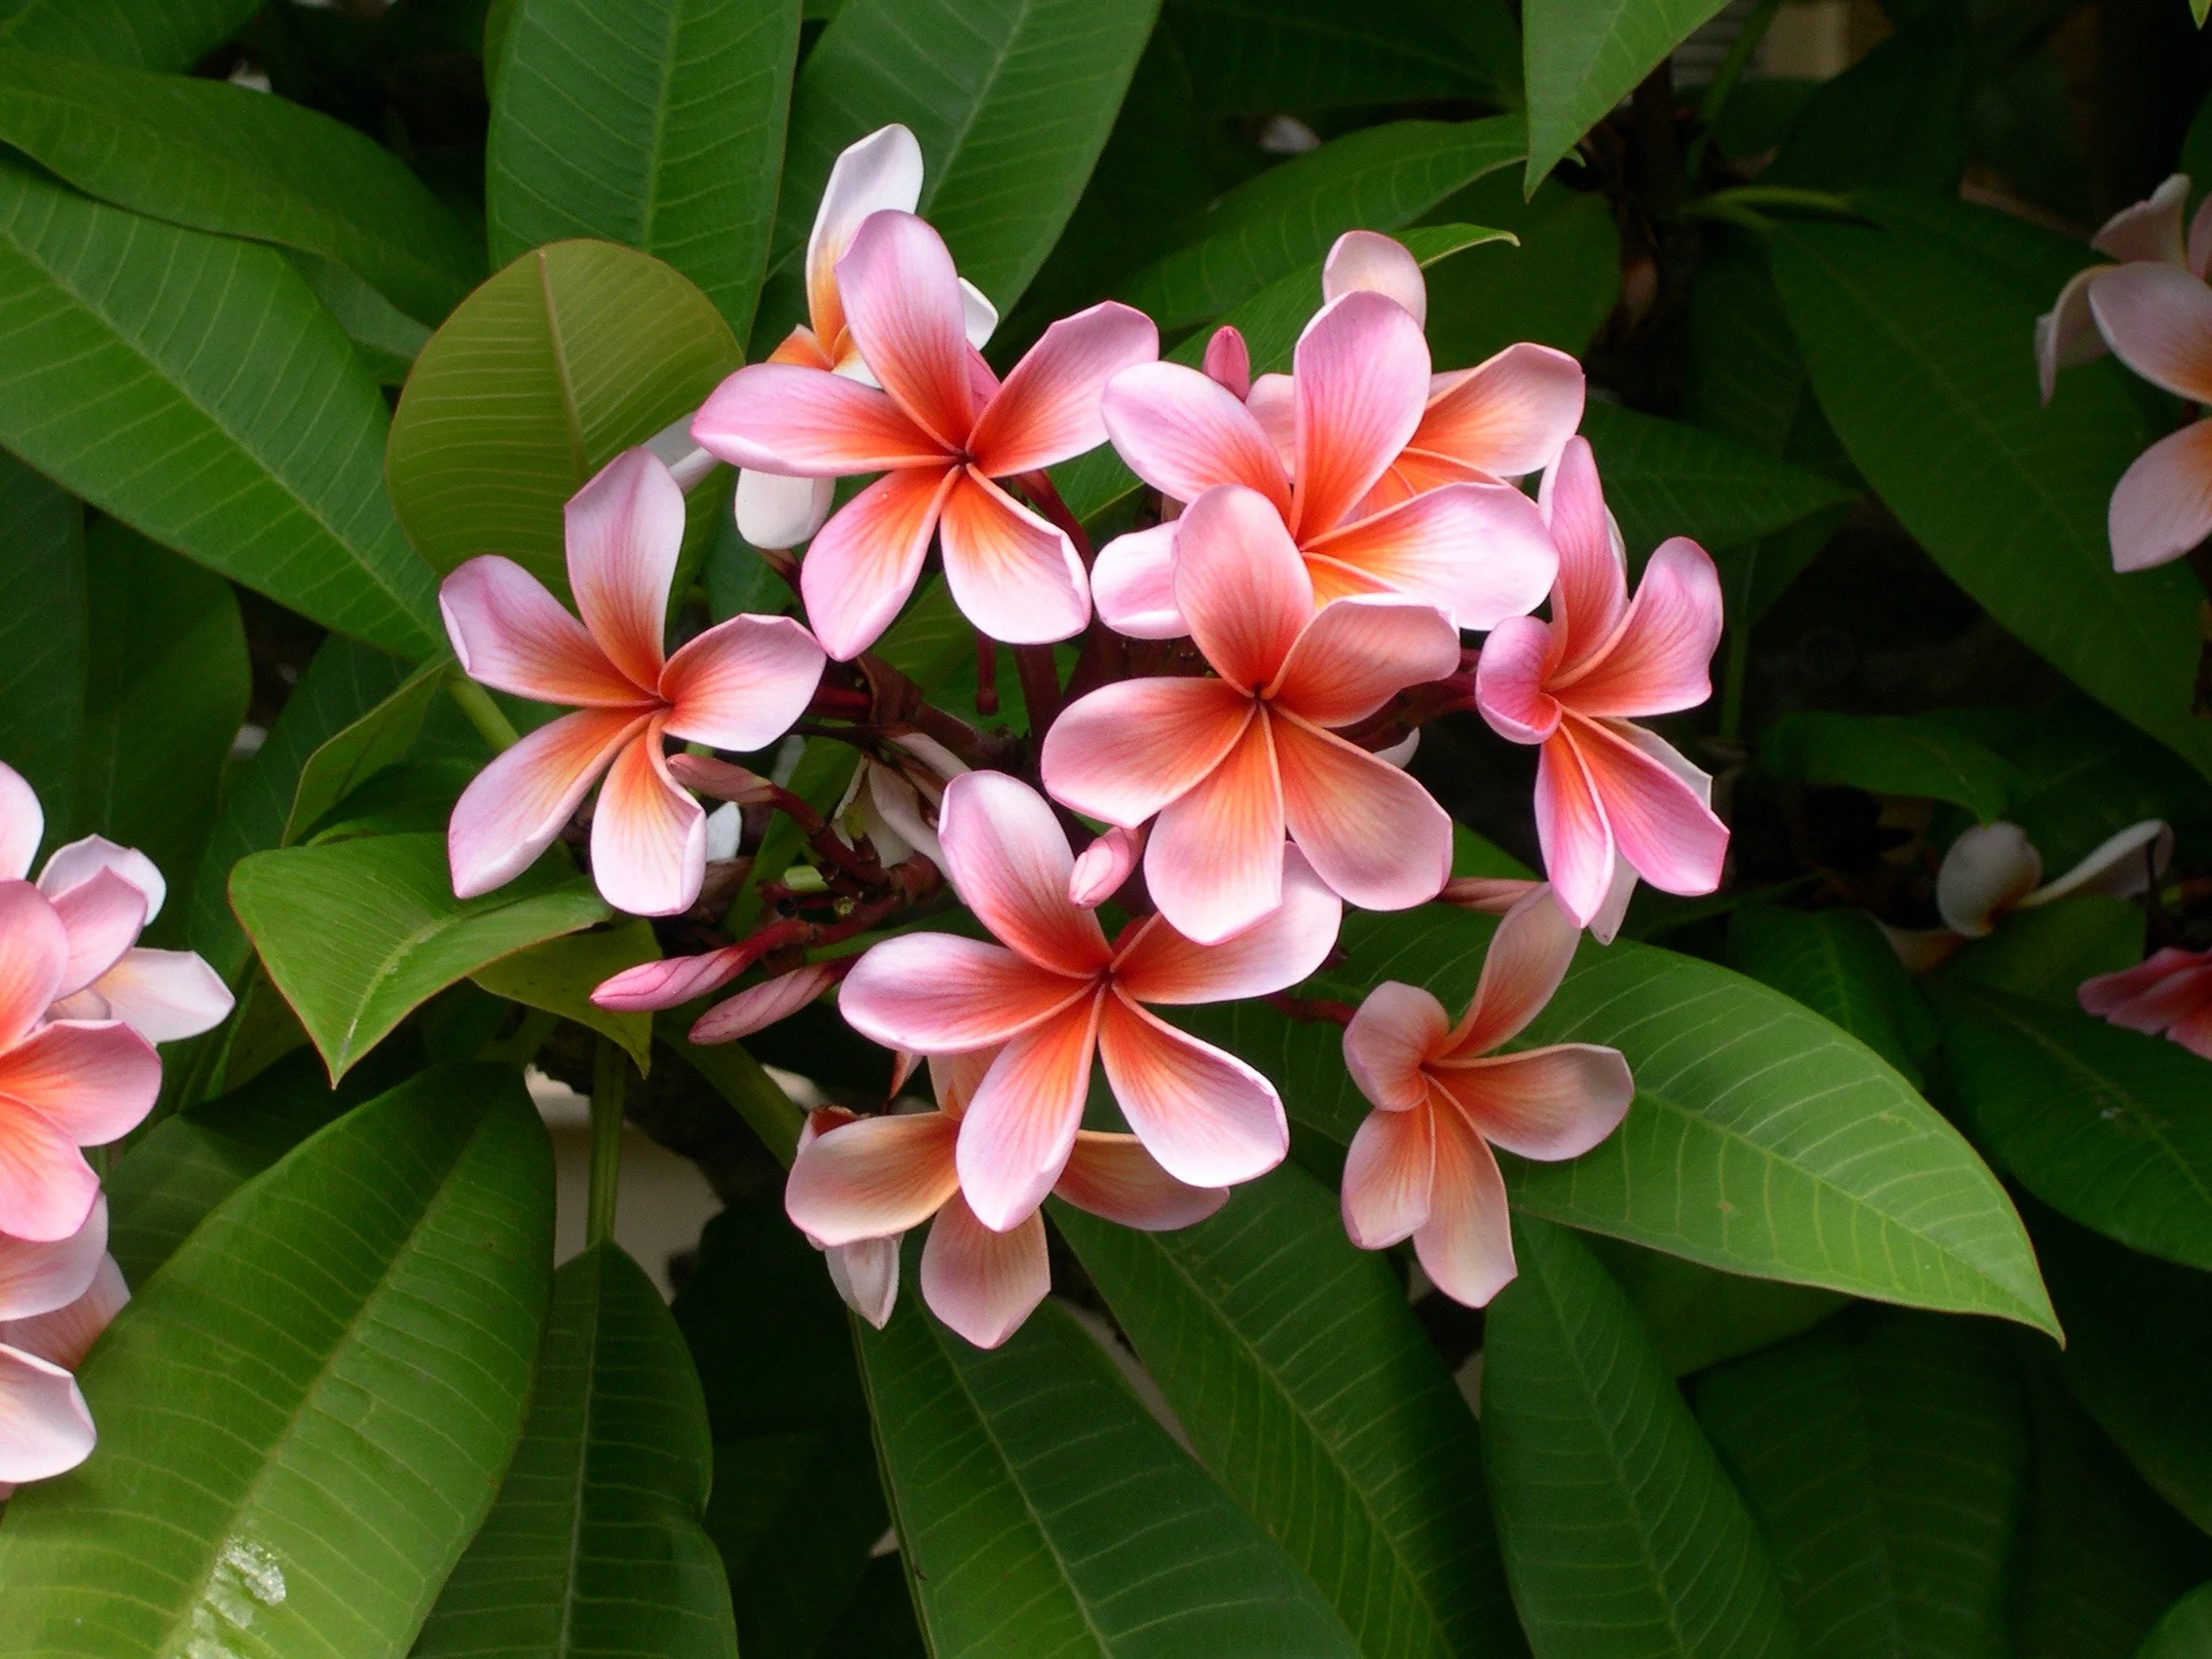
859, 1293, 1364, 1656
0, 156, 442, 655
415, 1242, 736, 1659
1521, 0, 1729, 192
0, 1063, 553, 1659
1761, 710, 2015, 822
2143, 1588, 2212, 1659
1055, 1162, 1527, 1659
472, 920, 659, 1072
0, 0, 258, 71
386, 240, 740, 604
0, 447, 84, 818
1940, 895, 2143, 1008
1726, 903, 1939, 1088
231, 832, 610, 1080
488, 0, 799, 337
1482, 1215, 1799, 1659
1584, 1235, 1848, 1378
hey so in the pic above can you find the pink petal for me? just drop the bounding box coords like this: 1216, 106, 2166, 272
1571, 718, 1728, 902
1415, 344, 1586, 481
2080, 945, 2211, 1021
692, 363, 952, 474
2036, 267, 2111, 406
589, 724, 706, 917
955, 999, 1102, 1231
2092, 173, 2190, 266
1290, 291, 1430, 539
937, 772, 1112, 978
1341, 1099, 1436, 1248
1532, 731, 1616, 927
1414, 1109, 1516, 1308
836, 211, 978, 451
969, 302, 1159, 476
1304, 480, 1557, 631
826, 1235, 902, 1330
1202, 325, 1251, 399
1145, 720, 1288, 946
920, 1195, 1050, 1348
0, 1195, 104, 1323
1053, 1131, 1228, 1229
0, 1344, 94, 1484
1089, 521, 1188, 640
785, 1108, 959, 1246
0, 1020, 160, 1149
929, 1048, 998, 1117
1439, 876, 1543, 915
0, 763, 39, 884
2088, 262, 2212, 404
1249, 373, 1296, 468
0, 1102, 98, 1244
1556, 537, 1721, 719
565, 450, 684, 690
1343, 981, 1450, 1113
838, 932, 1091, 1052
1174, 484, 1313, 691
1069, 825, 1144, 908
660, 613, 825, 750
1272, 715, 1452, 912
2108, 418, 2212, 572
938, 470, 1089, 646
448, 709, 645, 900
1449, 884, 1584, 1056
1042, 676, 1253, 830
2, 1255, 127, 1372
36, 836, 164, 919
593, 944, 759, 1014
1936, 821, 2044, 937
1271, 596, 1460, 729
1474, 615, 1564, 744
1111, 844, 1342, 1005
1095, 990, 1286, 1187
439, 557, 646, 706
1434, 1045, 1633, 1161
2168, 996, 2212, 1060
1539, 438, 1629, 664
2192, 193, 2212, 279
1322, 230, 1427, 326
689, 964, 838, 1045
1100, 363, 1290, 516
46, 868, 144, 1003
84, 948, 231, 1044
805, 125, 924, 350
0, 883, 69, 1050
801, 464, 961, 661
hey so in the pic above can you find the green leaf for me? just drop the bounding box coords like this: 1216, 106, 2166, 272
1726, 903, 1940, 1088
292, 252, 431, 386
1481, 1215, 1799, 1659
1111, 115, 1524, 333
488, 0, 799, 337
1933, 981, 2212, 1275
471, 920, 659, 1072
1940, 896, 2144, 1008
1160, 0, 1516, 111
0, 447, 84, 817
1055, 1161, 1526, 1659
0, 50, 482, 324
0, 0, 258, 71
278, 662, 454, 848
859, 1293, 1364, 1656
766, 0, 1160, 320
1423, 175, 1622, 370
1765, 5, 1966, 195
386, 240, 740, 604
2143, 1588, 2212, 1659
231, 832, 610, 1080
1521, 0, 1729, 193
1770, 208, 2212, 783
0, 1063, 553, 1659
1584, 1236, 1848, 1378
415, 1242, 736, 1659
1761, 710, 2015, 821
0, 156, 441, 655
1695, 1307, 2026, 1657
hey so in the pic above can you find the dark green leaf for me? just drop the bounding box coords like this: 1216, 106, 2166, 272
1940, 896, 2144, 1008
0, 0, 258, 71
1423, 177, 1623, 371
1765, 5, 1967, 194
1584, 1236, 1849, 1378
1726, 903, 1939, 1087
471, 920, 658, 1072
1160, 0, 1515, 111
1762, 710, 2014, 820
1521, 0, 1730, 192
2141, 1587, 2212, 1659
0, 448, 84, 816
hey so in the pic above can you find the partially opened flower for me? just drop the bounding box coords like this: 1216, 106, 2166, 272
785, 1050, 1226, 1346
1092, 290, 1557, 639
2037, 174, 2211, 406
838, 771, 1339, 1231
2080, 946, 2212, 1060
0, 1196, 125, 1491
1045, 483, 1457, 942
1938, 818, 2168, 937
1340, 886, 1632, 1306
831, 731, 966, 867
2080, 262, 2212, 571
694, 210, 1157, 659
1475, 437, 1729, 933
739, 125, 1000, 550
441, 448, 826, 916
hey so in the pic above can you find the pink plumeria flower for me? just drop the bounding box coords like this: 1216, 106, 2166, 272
1092, 288, 1558, 640
1045, 484, 1458, 942
0, 1195, 125, 1492
738, 126, 1000, 551
1474, 437, 1728, 933
0, 765, 232, 1042
2081, 946, 2212, 1060
839, 771, 1340, 1229
440, 448, 826, 917
785, 1050, 1227, 1347
2037, 174, 2212, 407
1886, 817, 2172, 972
693, 210, 1157, 660
2078, 261, 2212, 571
1341, 886, 1631, 1307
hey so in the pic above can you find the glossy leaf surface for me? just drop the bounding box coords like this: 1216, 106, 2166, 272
1521, 0, 1730, 191
0, 450, 84, 817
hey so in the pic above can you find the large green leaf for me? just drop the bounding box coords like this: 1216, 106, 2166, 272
1940, 895, 2144, 1008
1725, 903, 1939, 1087
2142, 1587, 2212, 1659
1694, 1307, 2027, 1658
472, 920, 658, 1071
1159, 0, 1516, 111
0, 0, 257, 71
1056, 1161, 1527, 1659
1185, 906, 2058, 1335
1770, 209, 2212, 782
859, 1293, 1364, 1656
415, 1242, 736, 1659
230, 832, 610, 1080
487, 0, 799, 336
386, 240, 740, 603
1521, 0, 1729, 192
0, 156, 441, 655
764, 0, 1160, 323
1760, 710, 2015, 822
0, 448, 84, 817
1584, 1236, 1848, 1379
1112, 116, 1523, 333
0, 1064, 553, 1659
1481, 1216, 1799, 1659
1933, 982, 2212, 1275
1764, 5, 1967, 196
1424, 176, 1622, 372
0, 51, 481, 324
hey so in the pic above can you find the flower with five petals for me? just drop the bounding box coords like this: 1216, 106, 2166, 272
2036, 173, 2212, 406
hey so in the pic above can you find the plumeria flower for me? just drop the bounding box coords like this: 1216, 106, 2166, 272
0, 764, 231, 1042
785, 1051, 1226, 1347
1474, 437, 1729, 935
838, 771, 1340, 1230
1341, 886, 1632, 1307
2077, 261, 2212, 571
693, 210, 1158, 660
1886, 818, 2171, 971
739, 125, 1000, 551
1091, 289, 1557, 640
2036, 174, 2212, 406
2080, 946, 2212, 1060
1044, 484, 1458, 943
440, 448, 826, 917
0, 1196, 126, 1493
830, 731, 966, 868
